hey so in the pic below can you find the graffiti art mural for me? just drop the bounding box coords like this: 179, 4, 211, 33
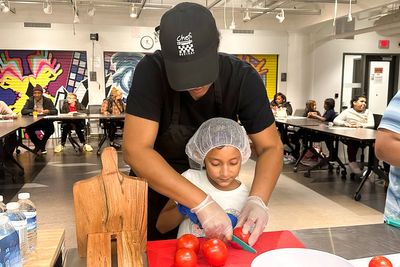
103, 52, 144, 100
0, 50, 89, 113
236, 54, 278, 101
104, 52, 277, 102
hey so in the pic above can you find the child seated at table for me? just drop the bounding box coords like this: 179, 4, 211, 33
156, 117, 262, 238
54, 93, 93, 153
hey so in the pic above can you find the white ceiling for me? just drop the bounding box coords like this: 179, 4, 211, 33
0, 0, 399, 34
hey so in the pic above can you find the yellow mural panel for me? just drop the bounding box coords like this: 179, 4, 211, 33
236, 54, 278, 101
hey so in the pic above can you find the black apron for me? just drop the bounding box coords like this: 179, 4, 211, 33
146, 81, 224, 241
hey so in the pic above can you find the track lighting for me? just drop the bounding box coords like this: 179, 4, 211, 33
43, 0, 52, 15
347, 0, 352, 22
73, 13, 80, 23
0, 0, 10, 13
130, 5, 137, 18
276, 9, 285, 23
243, 9, 250, 22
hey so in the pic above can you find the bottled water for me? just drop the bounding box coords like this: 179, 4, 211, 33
18, 193, 37, 252
0, 215, 22, 267
6, 202, 27, 260
0, 196, 6, 215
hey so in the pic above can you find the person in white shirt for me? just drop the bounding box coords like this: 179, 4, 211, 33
0, 100, 16, 117
156, 117, 268, 243
333, 95, 374, 174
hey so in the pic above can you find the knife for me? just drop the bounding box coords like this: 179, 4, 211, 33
231, 235, 257, 254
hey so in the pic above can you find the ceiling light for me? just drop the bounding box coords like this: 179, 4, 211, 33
130, 5, 137, 18
87, 5, 95, 17
1, 0, 10, 13
229, 20, 236, 29
347, 0, 352, 22
243, 9, 251, 22
73, 13, 80, 23
43, 0, 52, 15
276, 9, 285, 23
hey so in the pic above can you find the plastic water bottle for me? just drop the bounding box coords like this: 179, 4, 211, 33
0, 196, 6, 216
6, 202, 27, 260
18, 193, 37, 252
0, 215, 22, 267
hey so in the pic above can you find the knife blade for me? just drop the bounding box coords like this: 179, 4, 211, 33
232, 235, 257, 254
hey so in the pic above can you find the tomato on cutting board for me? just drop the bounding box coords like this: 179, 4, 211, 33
177, 234, 200, 253
231, 227, 251, 249
369, 256, 393, 267
175, 248, 197, 267
202, 239, 228, 267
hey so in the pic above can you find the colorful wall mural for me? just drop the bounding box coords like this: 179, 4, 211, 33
103, 52, 144, 100
104, 52, 278, 101
0, 50, 89, 113
236, 54, 278, 101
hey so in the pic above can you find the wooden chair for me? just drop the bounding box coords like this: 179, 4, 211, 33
73, 147, 148, 267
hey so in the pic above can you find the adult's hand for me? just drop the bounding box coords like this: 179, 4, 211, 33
237, 196, 269, 246
191, 195, 232, 241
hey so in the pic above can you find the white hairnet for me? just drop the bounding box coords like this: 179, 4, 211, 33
185, 117, 251, 166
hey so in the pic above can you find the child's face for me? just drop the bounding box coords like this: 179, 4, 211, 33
204, 146, 242, 191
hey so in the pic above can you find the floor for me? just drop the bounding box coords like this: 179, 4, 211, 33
0, 137, 388, 250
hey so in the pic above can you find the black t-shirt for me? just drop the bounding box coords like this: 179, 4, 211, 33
126, 50, 274, 137
323, 109, 336, 122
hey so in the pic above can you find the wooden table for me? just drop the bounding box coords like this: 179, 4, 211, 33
23, 229, 65, 267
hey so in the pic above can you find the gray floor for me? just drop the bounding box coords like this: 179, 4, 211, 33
0, 137, 389, 250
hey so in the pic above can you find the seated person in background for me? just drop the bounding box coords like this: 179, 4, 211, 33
156, 118, 265, 240
270, 92, 293, 116
0, 101, 18, 159
21, 85, 58, 155
100, 87, 125, 149
375, 90, 400, 228
54, 93, 93, 153
308, 98, 336, 122
303, 100, 321, 118
333, 95, 374, 174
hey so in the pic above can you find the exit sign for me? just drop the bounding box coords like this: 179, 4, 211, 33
378, 39, 390, 49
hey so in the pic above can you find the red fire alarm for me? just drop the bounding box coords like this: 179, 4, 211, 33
378, 39, 390, 49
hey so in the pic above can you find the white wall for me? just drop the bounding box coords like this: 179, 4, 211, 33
0, 22, 289, 105
308, 31, 400, 113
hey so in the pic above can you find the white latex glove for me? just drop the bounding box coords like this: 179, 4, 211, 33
237, 196, 269, 246
191, 195, 233, 241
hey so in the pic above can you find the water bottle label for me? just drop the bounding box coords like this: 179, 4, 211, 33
24, 212, 37, 232
9, 221, 27, 250
0, 231, 21, 267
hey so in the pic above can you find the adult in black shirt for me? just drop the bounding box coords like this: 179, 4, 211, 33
123, 2, 283, 246
21, 85, 57, 154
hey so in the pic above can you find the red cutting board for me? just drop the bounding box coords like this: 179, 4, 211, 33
147, 230, 305, 266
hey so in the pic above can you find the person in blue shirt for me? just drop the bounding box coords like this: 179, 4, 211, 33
375, 91, 400, 228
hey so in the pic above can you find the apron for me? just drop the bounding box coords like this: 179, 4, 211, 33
147, 77, 224, 240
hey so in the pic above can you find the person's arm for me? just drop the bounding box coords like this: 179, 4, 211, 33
375, 129, 400, 167
333, 110, 347, 126
21, 99, 33, 115
123, 114, 207, 209
156, 199, 184, 234
309, 112, 326, 121
43, 98, 58, 115
237, 122, 283, 246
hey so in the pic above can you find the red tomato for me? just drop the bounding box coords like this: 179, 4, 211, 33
174, 248, 197, 267
369, 256, 393, 267
177, 234, 200, 253
231, 227, 251, 249
202, 239, 228, 267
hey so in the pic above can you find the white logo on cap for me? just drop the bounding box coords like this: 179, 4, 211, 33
177, 32, 195, 56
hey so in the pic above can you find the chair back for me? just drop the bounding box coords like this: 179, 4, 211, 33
293, 109, 305, 117
88, 104, 101, 114
73, 147, 148, 257
373, 113, 383, 130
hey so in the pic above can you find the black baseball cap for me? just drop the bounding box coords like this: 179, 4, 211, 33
159, 2, 220, 91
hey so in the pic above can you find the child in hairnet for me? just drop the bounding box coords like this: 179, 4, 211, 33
156, 117, 251, 238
